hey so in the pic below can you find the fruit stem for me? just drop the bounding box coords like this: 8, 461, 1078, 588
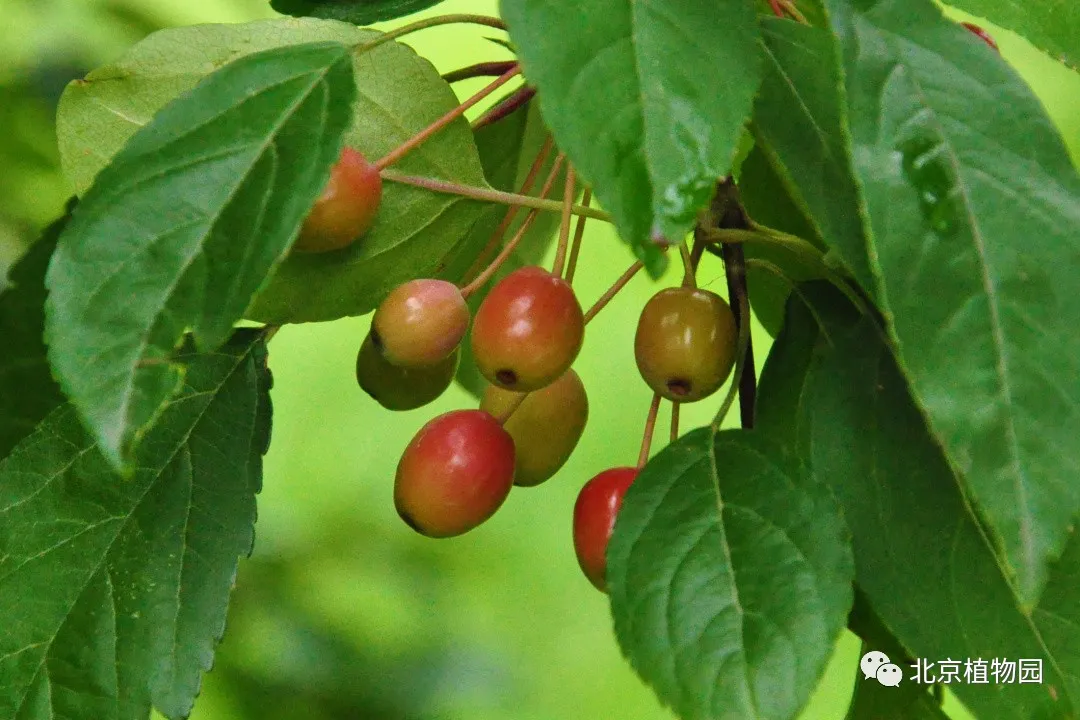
767, 0, 786, 17
678, 240, 697, 288
637, 393, 662, 469
462, 136, 554, 284
472, 85, 537, 130
375, 66, 521, 171
380, 170, 613, 222
710, 287, 753, 432
779, 0, 809, 23
552, 165, 577, 278
670, 402, 680, 444
442, 60, 518, 84
353, 14, 508, 58
583, 260, 644, 324
564, 188, 592, 285
460, 154, 567, 298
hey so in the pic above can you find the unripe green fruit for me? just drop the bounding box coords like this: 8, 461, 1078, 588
355, 333, 457, 411
573, 466, 638, 592
294, 147, 382, 253
471, 266, 584, 392
480, 368, 588, 487
395, 409, 516, 538
371, 279, 469, 368
634, 287, 737, 403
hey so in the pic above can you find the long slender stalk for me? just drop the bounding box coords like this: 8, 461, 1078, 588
779, 0, 809, 23
710, 288, 753, 431
583, 261, 644, 324
552, 166, 577, 278
637, 394, 662, 469
380, 169, 612, 222
472, 86, 537, 130
442, 60, 517, 84
679, 240, 697, 288
460, 155, 566, 298
375, 66, 520, 171
670, 402, 680, 444
353, 14, 507, 59
564, 189, 592, 285
462, 137, 554, 284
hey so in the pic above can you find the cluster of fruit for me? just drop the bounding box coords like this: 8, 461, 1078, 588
293, 146, 740, 592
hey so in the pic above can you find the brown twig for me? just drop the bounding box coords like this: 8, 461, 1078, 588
714, 181, 757, 429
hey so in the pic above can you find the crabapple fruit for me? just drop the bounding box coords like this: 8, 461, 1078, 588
294, 147, 382, 253
634, 287, 737, 403
394, 409, 515, 537
573, 466, 638, 592
480, 368, 588, 487
471, 266, 584, 392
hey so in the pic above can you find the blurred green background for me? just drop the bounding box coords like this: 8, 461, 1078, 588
1, 1, 1078, 718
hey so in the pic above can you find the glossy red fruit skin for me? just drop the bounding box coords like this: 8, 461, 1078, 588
573, 467, 639, 592
395, 410, 516, 538
471, 266, 584, 392
961, 22, 999, 52
372, 279, 469, 368
294, 147, 383, 253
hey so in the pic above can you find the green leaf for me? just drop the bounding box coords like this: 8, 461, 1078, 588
0, 211, 68, 458
827, 0, 1080, 607
47, 42, 353, 472
942, 0, 1080, 70
270, 0, 446, 25
607, 428, 854, 720
738, 147, 827, 337
845, 662, 950, 719
750, 18, 877, 301
844, 595, 951, 720
1033, 534, 1080, 704
0, 329, 270, 720
452, 99, 565, 398
57, 18, 490, 324
776, 286, 1076, 718
500, 0, 763, 276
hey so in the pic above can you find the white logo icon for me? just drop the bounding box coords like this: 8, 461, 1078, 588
861, 650, 902, 686
877, 663, 903, 686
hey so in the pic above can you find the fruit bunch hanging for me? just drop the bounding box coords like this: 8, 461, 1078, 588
301, 99, 748, 591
